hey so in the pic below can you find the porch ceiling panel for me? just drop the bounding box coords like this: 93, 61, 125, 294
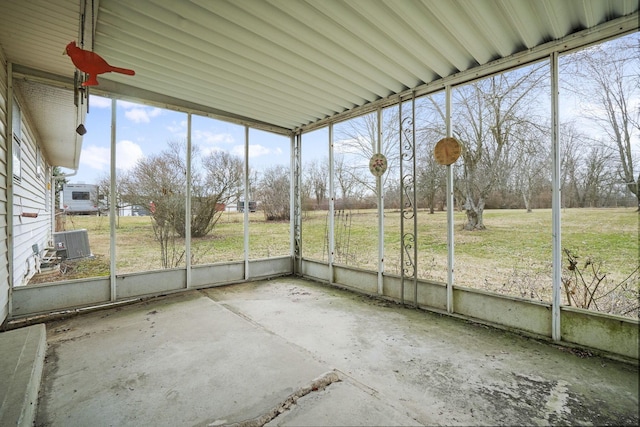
0, 0, 79, 78
0, 0, 638, 169
92, 0, 640, 131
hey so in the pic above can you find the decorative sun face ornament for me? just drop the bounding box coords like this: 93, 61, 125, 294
369, 153, 388, 177
64, 41, 135, 86
434, 137, 462, 166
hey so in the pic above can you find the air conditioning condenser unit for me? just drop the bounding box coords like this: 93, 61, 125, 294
53, 229, 93, 260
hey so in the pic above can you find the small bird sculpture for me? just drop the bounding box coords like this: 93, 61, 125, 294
64, 41, 135, 86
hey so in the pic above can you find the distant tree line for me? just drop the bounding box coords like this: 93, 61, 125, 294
300, 34, 639, 228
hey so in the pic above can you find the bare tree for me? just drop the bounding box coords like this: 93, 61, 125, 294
334, 110, 400, 198
559, 121, 622, 208
194, 150, 243, 235
95, 173, 111, 213
564, 34, 640, 210
121, 141, 243, 267
121, 143, 186, 268
415, 125, 447, 213
302, 158, 329, 209
415, 94, 448, 213
257, 165, 290, 220
95, 171, 133, 219
559, 122, 585, 208
452, 63, 548, 230
333, 154, 359, 208
513, 122, 551, 212
581, 145, 617, 207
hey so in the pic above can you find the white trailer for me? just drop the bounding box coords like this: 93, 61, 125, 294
61, 183, 104, 215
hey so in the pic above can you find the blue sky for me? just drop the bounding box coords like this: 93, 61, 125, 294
67, 95, 305, 185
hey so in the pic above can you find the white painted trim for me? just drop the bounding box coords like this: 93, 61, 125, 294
185, 114, 192, 288
445, 86, 454, 314
109, 98, 117, 301
376, 107, 384, 295
551, 52, 562, 341
328, 124, 335, 284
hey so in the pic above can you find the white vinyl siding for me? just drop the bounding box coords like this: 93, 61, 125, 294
12, 105, 51, 287
0, 48, 9, 323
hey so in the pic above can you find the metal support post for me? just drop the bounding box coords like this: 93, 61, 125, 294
377, 107, 384, 295
291, 133, 301, 274
244, 126, 250, 280
110, 98, 117, 301
328, 124, 335, 283
551, 52, 562, 341
185, 113, 192, 288
446, 86, 454, 313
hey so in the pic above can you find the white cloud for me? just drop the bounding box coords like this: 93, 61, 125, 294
193, 130, 235, 145
80, 145, 110, 171
231, 144, 282, 158
124, 108, 148, 123
192, 130, 235, 157
115, 100, 163, 123
116, 140, 144, 170
250, 144, 280, 158
79, 140, 144, 171
125, 107, 163, 123
118, 100, 141, 109
231, 145, 244, 157
90, 96, 111, 108
167, 120, 187, 135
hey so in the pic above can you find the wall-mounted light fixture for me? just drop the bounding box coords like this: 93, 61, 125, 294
76, 124, 87, 135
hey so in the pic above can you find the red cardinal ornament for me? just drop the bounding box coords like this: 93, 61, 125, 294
64, 41, 135, 86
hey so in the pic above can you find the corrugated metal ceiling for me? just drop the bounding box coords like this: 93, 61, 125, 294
0, 0, 638, 168
93, 0, 638, 131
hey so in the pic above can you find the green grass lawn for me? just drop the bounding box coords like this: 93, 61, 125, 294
304, 208, 636, 274
39, 207, 638, 317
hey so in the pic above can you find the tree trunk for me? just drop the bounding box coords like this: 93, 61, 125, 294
633, 175, 639, 212
463, 197, 486, 230
55, 210, 65, 232
427, 194, 435, 214
522, 190, 532, 213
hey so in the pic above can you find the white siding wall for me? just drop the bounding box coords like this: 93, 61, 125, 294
0, 49, 9, 323
12, 96, 51, 288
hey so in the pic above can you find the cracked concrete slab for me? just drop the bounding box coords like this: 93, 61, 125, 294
203, 277, 639, 426
36, 291, 329, 427
35, 277, 638, 426
264, 373, 422, 426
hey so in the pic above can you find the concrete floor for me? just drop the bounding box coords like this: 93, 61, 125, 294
36, 277, 638, 426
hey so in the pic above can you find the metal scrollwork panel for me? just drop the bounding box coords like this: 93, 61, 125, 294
402, 174, 415, 219
402, 232, 415, 277
399, 99, 417, 305
400, 117, 414, 161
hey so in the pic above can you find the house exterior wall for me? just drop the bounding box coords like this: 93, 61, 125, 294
11, 94, 51, 288
0, 48, 9, 323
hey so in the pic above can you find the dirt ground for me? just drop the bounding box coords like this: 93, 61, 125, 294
27, 256, 109, 285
